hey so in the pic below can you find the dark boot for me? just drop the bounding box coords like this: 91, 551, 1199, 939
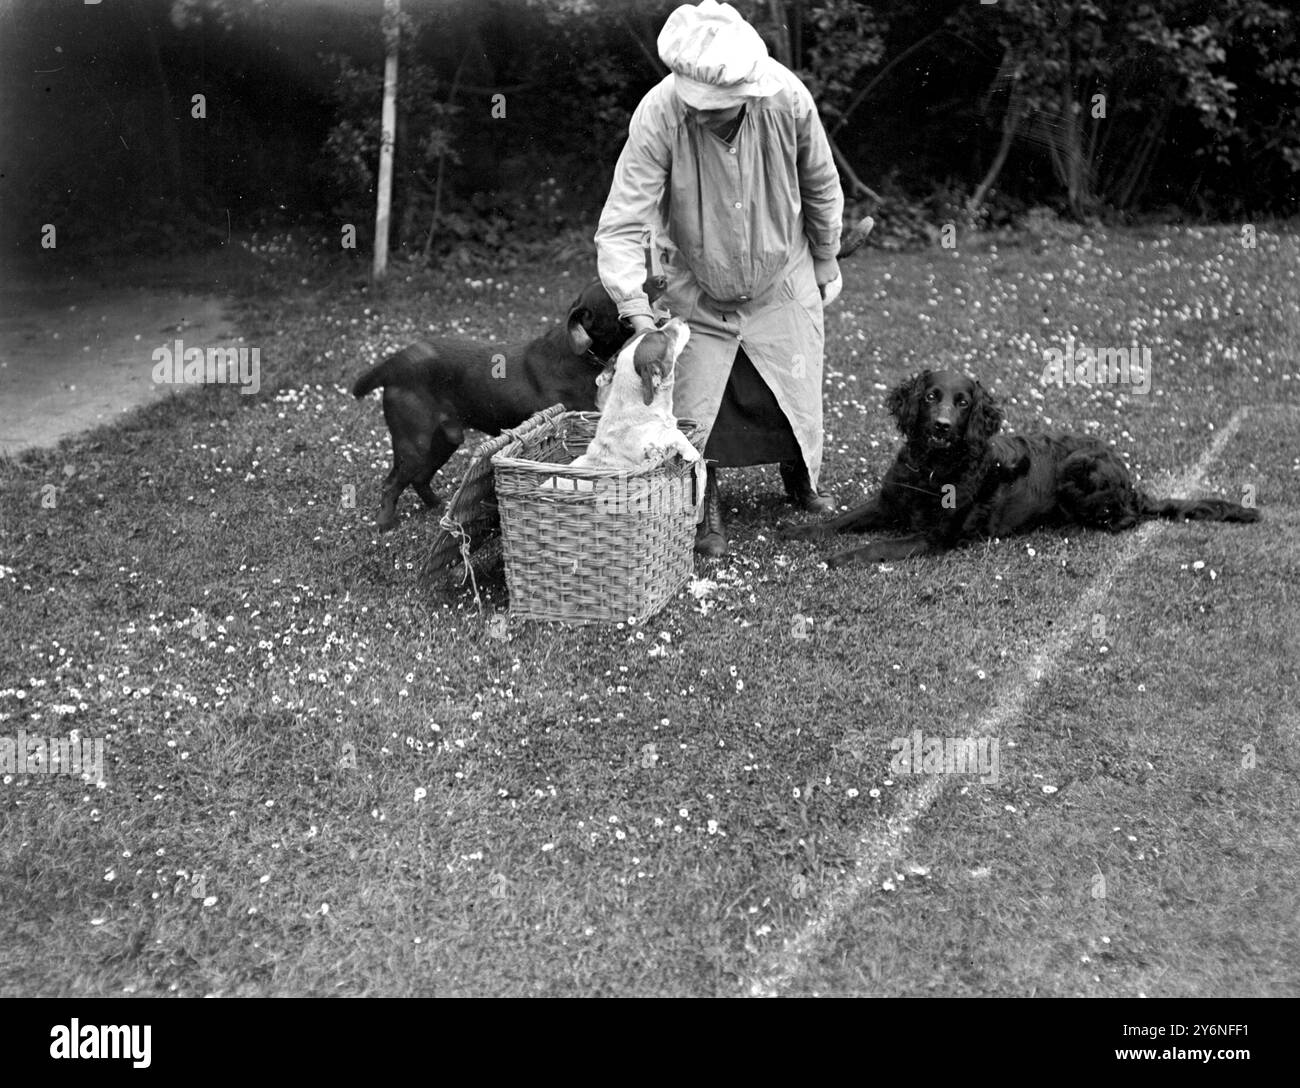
780, 460, 836, 515
694, 466, 727, 557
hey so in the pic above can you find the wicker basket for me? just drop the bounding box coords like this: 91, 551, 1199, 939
425, 404, 565, 584
491, 409, 705, 624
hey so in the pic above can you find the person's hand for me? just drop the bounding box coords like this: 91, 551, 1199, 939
626, 315, 657, 336
814, 258, 841, 307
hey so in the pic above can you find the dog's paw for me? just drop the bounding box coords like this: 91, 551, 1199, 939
826, 548, 865, 569
781, 522, 832, 542
826, 545, 892, 568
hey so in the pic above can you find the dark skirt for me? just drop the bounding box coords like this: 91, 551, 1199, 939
703, 346, 801, 467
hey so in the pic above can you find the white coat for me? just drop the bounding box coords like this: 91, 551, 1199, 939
595, 62, 844, 486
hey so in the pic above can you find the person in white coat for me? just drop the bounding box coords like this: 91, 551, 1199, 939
595, 0, 845, 556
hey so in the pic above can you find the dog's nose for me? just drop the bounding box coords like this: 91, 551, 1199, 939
662, 317, 689, 351
933, 418, 952, 434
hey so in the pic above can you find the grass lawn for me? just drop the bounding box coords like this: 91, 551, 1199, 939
1, 224, 1296, 996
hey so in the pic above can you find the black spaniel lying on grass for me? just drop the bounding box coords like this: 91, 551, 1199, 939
785, 369, 1259, 568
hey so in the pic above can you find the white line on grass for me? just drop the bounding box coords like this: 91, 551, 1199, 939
746, 408, 1254, 997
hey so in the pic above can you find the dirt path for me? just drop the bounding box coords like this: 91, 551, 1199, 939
0, 278, 242, 457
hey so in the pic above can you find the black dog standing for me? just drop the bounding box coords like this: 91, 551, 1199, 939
785, 368, 1259, 568
351, 281, 633, 530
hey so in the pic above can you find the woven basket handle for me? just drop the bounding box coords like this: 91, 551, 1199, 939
502, 403, 565, 446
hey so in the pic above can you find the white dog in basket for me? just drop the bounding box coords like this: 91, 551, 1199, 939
566, 318, 703, 502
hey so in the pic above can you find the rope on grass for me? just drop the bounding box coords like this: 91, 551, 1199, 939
439, 511, 484, 613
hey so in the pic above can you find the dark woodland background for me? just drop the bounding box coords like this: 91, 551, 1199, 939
2, 0, 1297, 268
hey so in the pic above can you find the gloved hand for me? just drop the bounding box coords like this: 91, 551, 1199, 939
814, 258, 841, 307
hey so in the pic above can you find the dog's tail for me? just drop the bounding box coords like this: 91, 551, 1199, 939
351, 343, 437, 399
1137, 492, 1260, 523
350, 357, 394, 399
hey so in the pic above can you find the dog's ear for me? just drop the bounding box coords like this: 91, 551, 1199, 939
967, 380, 1004, 444
886, 370, 929, 438
566, 304, 595, 355
633, 331, 670, 406
569, 282, 630, 358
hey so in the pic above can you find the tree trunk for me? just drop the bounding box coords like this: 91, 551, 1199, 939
970, 49, 1027, 216
968, 98, 1024, 215
1112, 99, 1170, 210
1058, 39, 1086, 216
765, 0, 793, 67
791, 0, 802, 71
372, 0, 400, 288
424, 45, 472, 260
828, 136, 881, 205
